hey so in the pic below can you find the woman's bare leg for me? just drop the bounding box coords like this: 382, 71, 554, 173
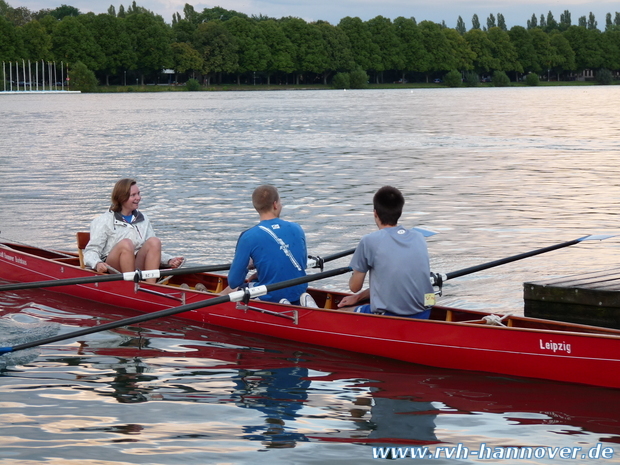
135, 237, 162, 283
105, 239, 136, 273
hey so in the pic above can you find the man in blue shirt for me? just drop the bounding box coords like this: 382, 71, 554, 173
226, 185, 313, 305
338, 186, 434, 318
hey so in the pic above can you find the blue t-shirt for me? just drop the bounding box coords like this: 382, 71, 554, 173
349, 226, 433, 315
228, 218, 308, 303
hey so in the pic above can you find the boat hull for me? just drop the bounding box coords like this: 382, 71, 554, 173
2, 242, 620, 388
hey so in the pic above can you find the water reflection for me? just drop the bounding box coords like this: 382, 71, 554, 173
0, 291, 620, 463
233, 367, 310, 448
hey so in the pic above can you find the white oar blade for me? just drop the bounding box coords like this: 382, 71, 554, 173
579, 234, 616, 242
412, 227, 438, 237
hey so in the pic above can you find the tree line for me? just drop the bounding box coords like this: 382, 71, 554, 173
1, 1, 620, 88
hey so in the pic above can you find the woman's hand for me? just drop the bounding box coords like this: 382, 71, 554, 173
168, 257, 185, 268
95, 262, 108, 273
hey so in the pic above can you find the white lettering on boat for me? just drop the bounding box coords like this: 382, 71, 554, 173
539, 339, 572, 354
0, 251, 27, 265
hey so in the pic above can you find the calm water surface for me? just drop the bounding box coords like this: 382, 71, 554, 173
1, 88, 620, 463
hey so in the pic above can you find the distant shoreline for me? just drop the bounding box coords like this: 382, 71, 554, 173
1, 81, 609, 94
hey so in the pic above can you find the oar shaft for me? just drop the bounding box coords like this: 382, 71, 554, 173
1, 267, 352, 354
445, 238, 582, 280
322, 248, 356, 262
0, 263, 232, 292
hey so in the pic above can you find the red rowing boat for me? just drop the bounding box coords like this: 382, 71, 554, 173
2, 240, 620, 389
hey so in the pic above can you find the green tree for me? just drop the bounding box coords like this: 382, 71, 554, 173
5, 6, 33, 26
597, 68, 613, 84
559, 10, 572, 31
196, 6, 248, 23
442, 27, 474, 72
587, 12, 598, 30
52, 15, 103, 70
281, 17, 328, 84
256, 19, 294, 84
170, 41, 202, 81
69, 60, 97, 91
545, 11, 558, 31
463, 70, 479, 86
456, 16, 466, 34
338, 16, 379, 71
563, 25, 602, 71
486, 13, 496, 30
224, 16, 268, 84
89, 13, 135, 85
0, 15, 20, 61
49, 4, 81, 20
418, 20, 456, 80
331, 71, 349, 89
315, 20, 354, 84
549, 31, 576, 77
487, 27, 521, 73
193, 20, 238, 84
464, 28, 499, 73
171, 13, 197, 43
497, 13, 507, 31
393, 16, 427, 81
509, 25, 537, 77
18, 19, 52, 61
529, 27, 555, 75
525, 72, 539, 85
492, 70, 510, 86
349, 67, 367, 88
600, 28, 620, 71
527, 14, 538, 29
125, 10, 172, 84
443, 69, 462, 86
366, 15, 400, 83
471, 14, 480, 30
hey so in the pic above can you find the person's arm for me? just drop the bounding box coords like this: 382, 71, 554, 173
338, 287, 370, 308
83, 215, 109, 270
349, 270, 366, 293
227, 232, 251, 289
337, 270, 368, 308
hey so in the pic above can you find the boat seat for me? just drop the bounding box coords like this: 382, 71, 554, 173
76, 231, 90, 268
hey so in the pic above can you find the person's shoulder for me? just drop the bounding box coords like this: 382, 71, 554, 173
91, 209, 113, 223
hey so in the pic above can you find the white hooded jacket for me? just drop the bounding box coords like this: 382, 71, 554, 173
83, 210, 173, 269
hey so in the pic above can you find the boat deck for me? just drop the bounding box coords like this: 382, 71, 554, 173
524, 268, 620, 329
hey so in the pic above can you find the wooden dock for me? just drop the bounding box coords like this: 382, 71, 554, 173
524, 268, 620, 329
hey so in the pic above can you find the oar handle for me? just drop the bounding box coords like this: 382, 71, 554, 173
1, 266, 352, 354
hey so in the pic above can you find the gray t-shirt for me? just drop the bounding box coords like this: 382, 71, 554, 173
349, 226, 433, 315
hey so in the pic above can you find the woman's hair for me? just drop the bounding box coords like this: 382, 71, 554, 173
252, 185, 279, 213
110, 178, 137, 212
373, 186, 404, 226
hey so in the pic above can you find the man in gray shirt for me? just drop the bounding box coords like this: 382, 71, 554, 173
338, 186, 434, 318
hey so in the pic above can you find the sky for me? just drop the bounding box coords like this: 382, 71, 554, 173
11, 0, 620, 30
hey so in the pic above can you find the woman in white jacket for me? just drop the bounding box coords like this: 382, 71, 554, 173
84, 178, 184, 282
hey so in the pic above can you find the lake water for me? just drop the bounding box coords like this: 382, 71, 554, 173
1, 88, 620, 464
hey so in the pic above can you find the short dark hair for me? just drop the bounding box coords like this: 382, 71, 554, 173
373, 186, 404, 226
110, 178, 137, 212
252, 185, 279, 213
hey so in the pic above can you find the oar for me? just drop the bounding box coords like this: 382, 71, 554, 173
307, 227, 438, 270
432, 234, 614, 285
0, 263, 233, 292
0, 266, 352, 355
